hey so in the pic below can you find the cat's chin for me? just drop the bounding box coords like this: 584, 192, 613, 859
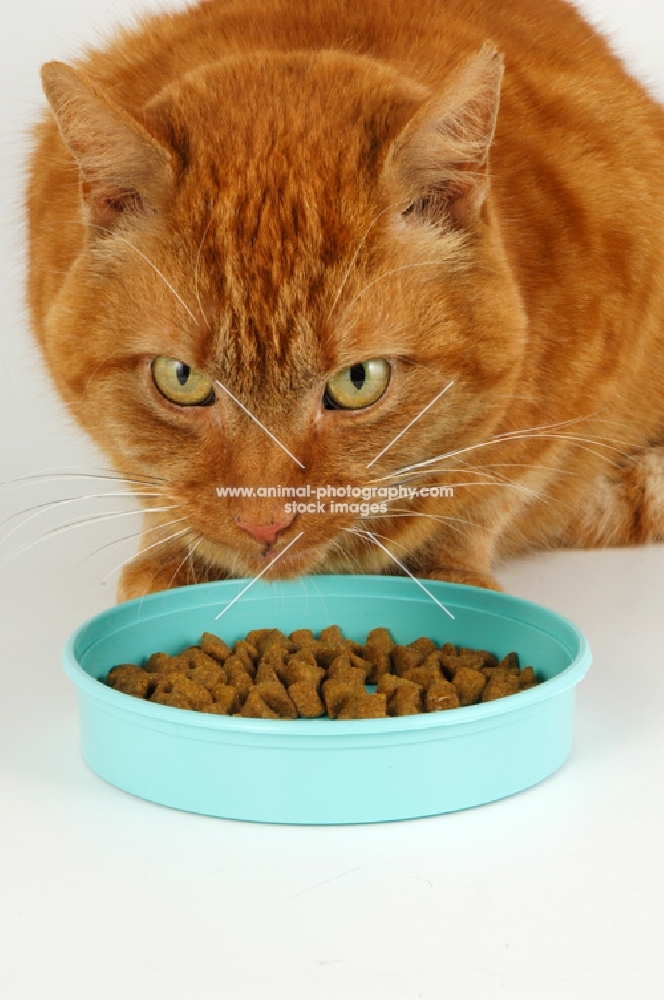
207, 537, 327, 580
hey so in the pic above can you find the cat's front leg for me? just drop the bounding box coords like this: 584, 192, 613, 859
117, 547, 220, 603
422, 564, 503, 592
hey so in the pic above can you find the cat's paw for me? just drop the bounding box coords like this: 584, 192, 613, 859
117, 551, 206, 603
423, 566, 503, 592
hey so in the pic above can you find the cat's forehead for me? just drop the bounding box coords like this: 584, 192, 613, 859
147, 54, 427, 378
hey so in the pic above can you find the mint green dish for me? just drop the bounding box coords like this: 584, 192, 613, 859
62, 576, 591, 824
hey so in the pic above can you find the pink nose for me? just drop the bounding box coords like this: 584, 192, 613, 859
234, 512, 295, 544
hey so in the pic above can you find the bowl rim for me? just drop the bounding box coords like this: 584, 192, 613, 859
62, 575, 592, 737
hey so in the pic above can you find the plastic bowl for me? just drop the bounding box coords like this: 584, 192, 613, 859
62, 575, 591, 824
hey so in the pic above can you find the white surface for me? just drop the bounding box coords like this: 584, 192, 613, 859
1, 2, 664, 998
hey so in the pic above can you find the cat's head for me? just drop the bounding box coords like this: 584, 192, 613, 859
38, 44, 526, 579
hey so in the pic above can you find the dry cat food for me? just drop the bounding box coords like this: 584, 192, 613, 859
104, 626, 540, 719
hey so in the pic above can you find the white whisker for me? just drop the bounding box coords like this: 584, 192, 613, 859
345, 528, 455, 620
337, 260, 442, 326
214, 531, 305, 620
0, 506, 177, 571
0, 492, 169, 545
193, 214, 213, 330
366, 380, 455, 469
75, 515, 189, 570
90, 224, 199, 324
326, 205, 393, 322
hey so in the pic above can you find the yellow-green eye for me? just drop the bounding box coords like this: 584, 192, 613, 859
151, 356, 215, 406
324, 358, 391, 410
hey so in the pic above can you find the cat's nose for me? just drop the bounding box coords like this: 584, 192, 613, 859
234, 511, 295, 545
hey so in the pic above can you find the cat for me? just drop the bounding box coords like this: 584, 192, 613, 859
26, 0, 664, 603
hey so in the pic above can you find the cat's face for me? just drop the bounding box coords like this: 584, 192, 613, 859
41, 48, 526, 578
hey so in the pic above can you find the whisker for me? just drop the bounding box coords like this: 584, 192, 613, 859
89, 224, 199, 324
93, 525, 193, 593
365, 507, 485, 532
366, 380, 455, 469
0, 491, 168, 544
0, 470, 168, 492
380, 412, 614, 478
337, 260, 442, 327
0, 506, 177, 571
344, 528, 455, 620
193, 214, 213, 330
380, 428, 636, 482
74, 515, 189, 570
214, 531, 305, 620
326, 205, 393, 322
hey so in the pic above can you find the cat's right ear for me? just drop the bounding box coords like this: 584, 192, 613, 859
40, 61, 173, 232
381, 43, 504, 231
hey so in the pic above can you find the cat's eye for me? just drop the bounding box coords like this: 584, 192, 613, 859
324, 358, 391, 410
151, 356, 215, 406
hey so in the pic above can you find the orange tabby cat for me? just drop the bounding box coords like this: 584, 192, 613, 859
26, 0, 664, 601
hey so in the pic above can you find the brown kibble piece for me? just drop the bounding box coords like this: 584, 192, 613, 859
326, 654, 368, 686
441, 652, 486, 679
289, 629, 315, 647
389, 685, 423, 716
288, 681, 325, 718
348, 653, 373, 680
182, 647, 222, 671
519, 666, 537, 688
315, 644, 347, 669
402, 663, 442, 690
482, 668, 520, 702
169, 676, 213, 711
337, 692, 388, 719
255, 660, 281, 684
391, 645, 424, 676
249, 629, 293, 656
200, 632, 232, 663
410, 637, 437, 657
287, 648, 318, 669
224, 664, 254, 705
106, 664, 150, 699
453, 666, 487, 706
319, 625, 344, 645
240, 689, 279, 719
362, 643, 392, 683
224, 653, 254, 677
254, 681, 298, 719
144, 652, 188, 675
150, 674, 212, 711
281, 660, 325, 688
209, 683, 240, 714
322, 677, 364, 719
151, 690, 195, 709
187, 661, 226, 692
498, 652, 520, 672
377, 674, 415, 699
427, 678, 461, 712
459, 648, 498, 668
365, 627, 394, 650
233, 640, 259, 672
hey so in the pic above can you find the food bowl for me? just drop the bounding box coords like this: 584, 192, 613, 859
62, 575, 591, 824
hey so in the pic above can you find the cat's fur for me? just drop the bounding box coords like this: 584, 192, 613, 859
26, 0, 664, 601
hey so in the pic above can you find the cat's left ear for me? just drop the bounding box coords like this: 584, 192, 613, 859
40, 61, 173, 231
382, 43, 504, 230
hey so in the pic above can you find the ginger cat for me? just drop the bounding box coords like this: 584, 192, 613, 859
26, 0, 664, 601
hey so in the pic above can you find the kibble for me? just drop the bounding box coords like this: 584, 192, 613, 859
104, 628, 541, 719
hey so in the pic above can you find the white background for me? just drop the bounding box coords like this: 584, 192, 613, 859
1, 2, 664, 998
